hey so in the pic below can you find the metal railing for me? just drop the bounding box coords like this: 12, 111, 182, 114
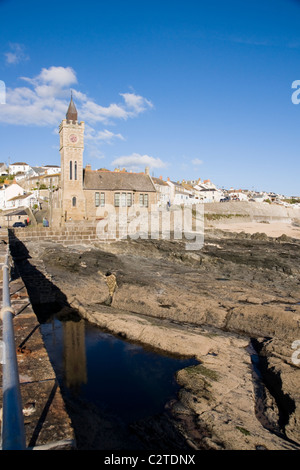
1, 251, 26, 450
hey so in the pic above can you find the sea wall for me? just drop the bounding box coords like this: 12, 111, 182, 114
9, 225, 101, 246
204, 201, 300, 221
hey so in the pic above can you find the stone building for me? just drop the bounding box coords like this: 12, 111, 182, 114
52, 96, 157, 226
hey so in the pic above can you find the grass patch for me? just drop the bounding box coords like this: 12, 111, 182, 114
185, 364, 219, 381
282, 198, 300, 204
236, 426, 251, 436
203, 213, 246, 221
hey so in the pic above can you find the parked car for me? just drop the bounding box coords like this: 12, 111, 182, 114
220, 197, 230, 202
12, 222, 25, 228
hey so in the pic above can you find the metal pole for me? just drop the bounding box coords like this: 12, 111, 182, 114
1, 252, 26, 450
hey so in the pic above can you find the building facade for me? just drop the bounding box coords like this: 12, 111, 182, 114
52, 97, 157, 226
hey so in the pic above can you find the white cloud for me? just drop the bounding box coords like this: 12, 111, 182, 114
80, 100, 129, 123
37, 66, 77, 88
111, 153, 167, 171
191, 158, 203, 165
94, 129, 125, 142
21, 66, 77, 99
120, 92, 153, 115
4, 43, 29, 65
84, 124, 125, 143
0, 66, 153, 130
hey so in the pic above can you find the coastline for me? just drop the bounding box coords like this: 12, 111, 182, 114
202, 201, 300, 239
208, 219, 300, 239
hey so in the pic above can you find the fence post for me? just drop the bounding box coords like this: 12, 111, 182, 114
1, 252, 26, 450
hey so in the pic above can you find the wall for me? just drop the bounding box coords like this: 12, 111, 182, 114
10, 226, 101, 246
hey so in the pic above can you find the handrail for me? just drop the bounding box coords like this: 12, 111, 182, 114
1, 251, 26, 450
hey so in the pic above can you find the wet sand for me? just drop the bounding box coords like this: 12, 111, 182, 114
210, 220, 300, 239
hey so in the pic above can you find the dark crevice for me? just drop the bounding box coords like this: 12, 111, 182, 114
249, 338, 299, 447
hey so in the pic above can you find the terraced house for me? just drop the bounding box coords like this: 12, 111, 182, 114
52, 96, 157, 226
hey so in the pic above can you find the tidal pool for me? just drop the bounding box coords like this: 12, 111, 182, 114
40, 315, 198, 449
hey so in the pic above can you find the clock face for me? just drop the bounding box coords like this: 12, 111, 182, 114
69, 134, 78, 143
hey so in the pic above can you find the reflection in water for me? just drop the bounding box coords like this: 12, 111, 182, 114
41, 316, 198, 427
63, 320, 87, 389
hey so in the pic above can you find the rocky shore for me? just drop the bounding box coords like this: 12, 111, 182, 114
10, 227, 300, 450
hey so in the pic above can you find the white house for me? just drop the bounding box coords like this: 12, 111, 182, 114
167, 180, 197, 205
229, 191, 249, 201
0, 163, 8, 175
42, 165, 61, 175
6, 192, 37, 210
9, 162, 30, 175
194, 181, 224, 202
0, 183, 25, 210
14, 173, 27, 182
152, 176, 172, 206
250, 193, 269, 203
26, 166, 46, 178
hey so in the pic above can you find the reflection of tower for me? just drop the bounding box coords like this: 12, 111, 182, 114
63, 320, 87, 389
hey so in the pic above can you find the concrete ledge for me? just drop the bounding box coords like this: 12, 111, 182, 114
0, 260, 76, 449
30, 438, 76, 450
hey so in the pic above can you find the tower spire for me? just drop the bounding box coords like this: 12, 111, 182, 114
66, 91, 78, 121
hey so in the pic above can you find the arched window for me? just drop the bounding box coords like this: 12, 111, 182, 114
74, 161, 77, 180
72, 196, 76, 207
69, 161, 73, 180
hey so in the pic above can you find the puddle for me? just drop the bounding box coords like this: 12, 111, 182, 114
40, 315, 198, 448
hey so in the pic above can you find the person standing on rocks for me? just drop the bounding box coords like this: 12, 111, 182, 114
98, 270, 117, 305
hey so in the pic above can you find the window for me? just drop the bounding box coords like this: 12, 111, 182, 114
100, 192, 105, 207
120, 192, 127, 207
95, 192, 105, 207
115, 192, 133, 207
69, 161, 72, 180
139, 193, 149, 207
74, 161, 77, 180
114, 193, 120, 207
127, 193, 132, 207
72, 196, 76, 207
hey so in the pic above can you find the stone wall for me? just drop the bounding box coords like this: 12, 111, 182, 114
10, 205, 204, 246
9, 225, 101, 246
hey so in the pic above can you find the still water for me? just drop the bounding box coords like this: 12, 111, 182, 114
40, 315, 198, 446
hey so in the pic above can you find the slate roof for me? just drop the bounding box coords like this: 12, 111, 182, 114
4, 209, 28, 216
152, 177, 169, 186
11, 162, 28, 166
66, 95, 78, 121
83, 170, 156, 192
7, 193, 33, 202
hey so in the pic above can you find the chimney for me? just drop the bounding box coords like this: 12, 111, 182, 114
159, 175, 163, 180
145, 166, 150, 175
167, 177, 170, 181
85, 164, 92, 171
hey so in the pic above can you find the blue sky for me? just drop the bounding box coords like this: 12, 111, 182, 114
0, 0, 300, 196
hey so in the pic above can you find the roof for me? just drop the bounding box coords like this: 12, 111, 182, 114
4, 209, 28, 217
66, 95, 78, 121
31, 167, 45, 174
10, 162, 28, 166
83, 170, 156, 192
42, 173, 60, 179
152, 177, 169, 186
199, 187, 218, 192
7, 193, 33, 202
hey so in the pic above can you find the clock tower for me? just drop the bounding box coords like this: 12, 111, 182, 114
59, 94, 86, 221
